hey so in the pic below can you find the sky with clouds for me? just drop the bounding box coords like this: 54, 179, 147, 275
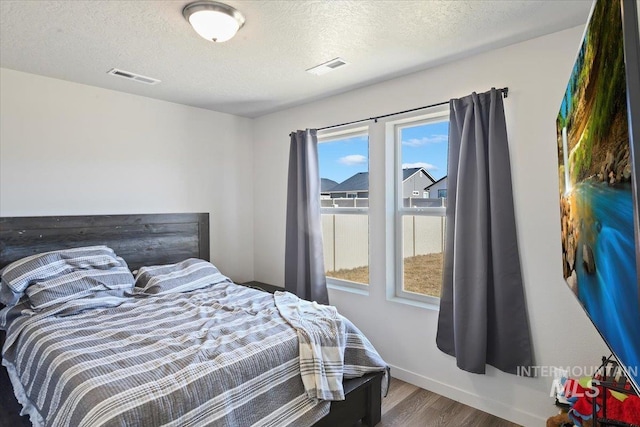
318, 120, 449, 183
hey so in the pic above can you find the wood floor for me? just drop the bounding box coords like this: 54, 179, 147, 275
0, 366, 520, 427
374, 377, 521, 427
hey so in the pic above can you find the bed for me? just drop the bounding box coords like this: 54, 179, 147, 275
0, 213, 387, 427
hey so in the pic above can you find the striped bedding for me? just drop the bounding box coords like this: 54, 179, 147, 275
0, 246, 123, 306
134, 258, 231, 295
25, 266, 134, 310
0, 280, 387, 427
274, 292, 347, 401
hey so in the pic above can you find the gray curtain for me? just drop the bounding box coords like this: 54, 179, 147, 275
284, 129, 329, 304
436, 88, 533, 375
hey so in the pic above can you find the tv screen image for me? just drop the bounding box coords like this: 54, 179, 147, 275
556, 0, 639, 393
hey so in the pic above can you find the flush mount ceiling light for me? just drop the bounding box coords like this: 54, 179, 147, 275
182, 1, 245, 43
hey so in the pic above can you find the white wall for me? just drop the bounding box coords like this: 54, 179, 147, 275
0, 23, 613, 426
252, 26, 609, 426
0, 68, 254, 283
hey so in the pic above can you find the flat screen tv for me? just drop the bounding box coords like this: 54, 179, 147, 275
556, 0, 640, 393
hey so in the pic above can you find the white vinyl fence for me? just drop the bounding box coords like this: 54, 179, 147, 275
322, 213, 445, 271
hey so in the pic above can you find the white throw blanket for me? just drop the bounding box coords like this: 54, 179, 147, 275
274, 291, 347, 401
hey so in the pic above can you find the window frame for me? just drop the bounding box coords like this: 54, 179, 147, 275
318, 125, 370, 292
389, 107, 449, 305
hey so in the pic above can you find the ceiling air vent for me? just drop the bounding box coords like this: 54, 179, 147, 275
306, 57, 348, 76
107, 68, 161, 85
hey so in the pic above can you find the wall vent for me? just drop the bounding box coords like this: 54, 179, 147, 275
107, 68, 161, 85
306, 57, 348, 76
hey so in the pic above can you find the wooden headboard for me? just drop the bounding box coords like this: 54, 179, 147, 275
0, 213, 209, 271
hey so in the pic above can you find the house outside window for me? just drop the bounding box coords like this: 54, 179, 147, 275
318, 126, 369, 289
316, 106, 449, 305
390, 109, 449, 304
425, 176, 448, 207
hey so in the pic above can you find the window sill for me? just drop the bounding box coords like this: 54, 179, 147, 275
387, 295, 440, 311
327, 282, 370, 296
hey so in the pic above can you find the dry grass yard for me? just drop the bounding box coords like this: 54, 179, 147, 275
327, 253, 444, 297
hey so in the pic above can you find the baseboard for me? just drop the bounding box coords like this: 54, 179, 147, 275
388, 364, 546, 427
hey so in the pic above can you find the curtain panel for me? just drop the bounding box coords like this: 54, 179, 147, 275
284, 129, 329, 305
436, 88, 533, 375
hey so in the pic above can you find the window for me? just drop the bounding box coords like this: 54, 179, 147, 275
315, 106, 448, 304
318, 126, 369, 288
392, 110, 449, 303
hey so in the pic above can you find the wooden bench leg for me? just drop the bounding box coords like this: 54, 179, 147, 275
362, 373, 382, 426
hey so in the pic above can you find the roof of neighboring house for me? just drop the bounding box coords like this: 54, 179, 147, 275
425, 175, 447, 190
327, 168, 436, 193
321, 178, 339, 192
403, 167, 437, 183
329, 172, 369, 192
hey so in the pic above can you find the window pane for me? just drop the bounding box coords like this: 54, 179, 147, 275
402, 215, 445, 297
322, 214, 369, 285
400, 121, 448, 204
399, 119, 448, 298
318, 134, 368, 202
318, 132, 369, 286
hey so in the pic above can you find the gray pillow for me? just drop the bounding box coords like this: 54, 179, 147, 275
134, 258, 231, 295
26, 265, 135, 310
0, 246, 122, 306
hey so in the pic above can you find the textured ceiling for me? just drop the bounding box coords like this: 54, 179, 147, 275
0, 0, 592, 118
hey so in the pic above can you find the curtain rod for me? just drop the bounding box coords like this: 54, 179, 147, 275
315, 87, 508, 132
